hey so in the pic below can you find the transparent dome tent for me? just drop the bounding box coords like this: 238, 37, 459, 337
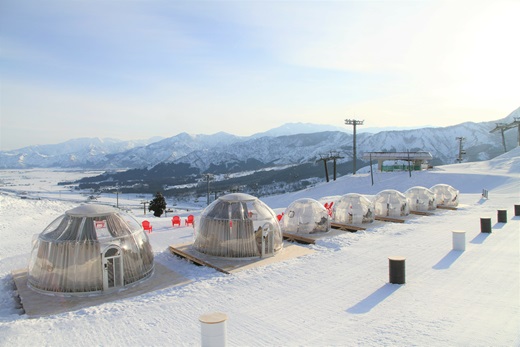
430, 184, 459, 207
28, 204, 154, 296
281, 198, 330, 235
333, 193, 375, 225
405, 186, 437, 211
193, 193, 283, 258
373, 189, 410, 217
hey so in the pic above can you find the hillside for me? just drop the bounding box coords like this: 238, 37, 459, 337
0, 108, 518, 170
0, 148, 518, 346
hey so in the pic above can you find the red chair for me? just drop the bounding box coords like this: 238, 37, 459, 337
185, 214, 195, 227
323, 201, 334, 217
142, 220, 153, 233
172, 216, 181, 227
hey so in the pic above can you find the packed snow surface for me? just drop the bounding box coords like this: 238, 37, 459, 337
1, 148, 519, 346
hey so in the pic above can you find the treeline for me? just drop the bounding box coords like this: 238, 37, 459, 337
66, 158, 360, 196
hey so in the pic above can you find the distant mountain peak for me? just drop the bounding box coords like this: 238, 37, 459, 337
251, 122, 348, 138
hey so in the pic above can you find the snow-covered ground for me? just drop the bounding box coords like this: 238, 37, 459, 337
0, 148, 519, 346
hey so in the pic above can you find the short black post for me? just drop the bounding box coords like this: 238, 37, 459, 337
497, 210, 507, 223
514, 205, 520, 217
389, 256, 406, 284
480, 218, 492, 233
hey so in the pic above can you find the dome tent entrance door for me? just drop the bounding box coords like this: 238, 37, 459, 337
102, 245, 124, 291
261, 222, 275, 258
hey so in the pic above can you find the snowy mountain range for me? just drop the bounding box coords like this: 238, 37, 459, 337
0, 108, 518, 171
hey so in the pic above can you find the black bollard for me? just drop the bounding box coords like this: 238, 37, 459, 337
480, 218, 492, 233
497, 210, 507, 223
389, 256, 406, 284
514, 205, 520, 217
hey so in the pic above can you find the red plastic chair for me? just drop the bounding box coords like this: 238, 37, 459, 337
185, 214, 195, 227
325, 202, 334, 217
142, 220, 153, 233
172, 216, 181, 227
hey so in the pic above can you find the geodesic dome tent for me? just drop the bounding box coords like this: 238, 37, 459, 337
430, 184, 459, 207
373, 189, 410, 217
333, 193, 375, 225
405, 186, 437, 211
28, 204, 154, 295
193, 193, 283, 258
280, 198, 330, 235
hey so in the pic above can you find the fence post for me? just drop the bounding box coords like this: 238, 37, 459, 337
452, 230, 466, 251
497, 210, 507, 223
480, 218, 492, 233
388, 256, 406, 284
199, 312, 228, 347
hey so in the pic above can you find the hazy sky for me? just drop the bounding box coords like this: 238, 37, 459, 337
1, 0, 519, 150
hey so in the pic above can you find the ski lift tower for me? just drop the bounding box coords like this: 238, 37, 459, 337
344, 119, 364, 174
490, 117, 520, 152
456, 137, 466, 163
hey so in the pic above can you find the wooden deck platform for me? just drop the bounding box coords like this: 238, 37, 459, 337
375, 216, 406, 223
12, 262, 191, 318
330, 222, 367, 232
410, 210, 435, 216
283, 232, 316, 244
169, 242, 314, 274
437, 205, 458, 210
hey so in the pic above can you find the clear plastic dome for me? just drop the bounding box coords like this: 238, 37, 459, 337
430, 184, 459, 207
405, 186, 437, 211
193, 193, 283, 258
373, 189, 410, 217
28, 204, 154, 295
281, 198, 330, 235
333, 193, 375, 224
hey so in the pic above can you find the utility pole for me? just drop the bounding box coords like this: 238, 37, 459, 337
114, 189, 121, 208
141, 201, 148, 215
202, 173, 214, 205
456, 137, 466, 163
114, 184, 121, 208
345, 119, 364, 174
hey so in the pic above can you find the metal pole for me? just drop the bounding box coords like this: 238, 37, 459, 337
323, 159, 329, 182
501, 129, 507, 153
353, 122, 357, 174
207, 177, 210, 205
370, 153, 374, 186
333, 158, 337, 181
408, 150, 411, 178
517, 123, 520, 147
345, 119, 364, 175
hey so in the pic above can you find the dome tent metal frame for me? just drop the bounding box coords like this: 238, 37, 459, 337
193, 193, 283, 258
333, 193, 375, 225
28, 204, 154, 296
281, 198, 330, 235
405, 186, 437, 212
373, 189, 410, 218
430, 184, 459, 207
